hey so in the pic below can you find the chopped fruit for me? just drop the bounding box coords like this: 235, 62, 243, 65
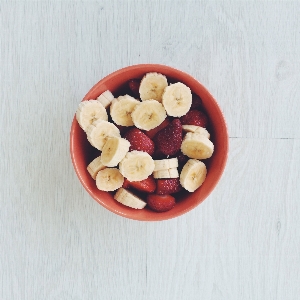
114, 188, 147, 209
162, 82, 192, 117
155, 119, 182, 156
180, 159, 207, 192
139, 72, 168, 102
126, 176, 156, 193
147, 194, 176, 212
180, 109, 208, 128
144, 118, 170, 139
75, 72, 216, 213
156, 178, 182, 195
124, 128, 155, 156
119, 151, 155, 182
131, 100, 167, 131
191, 94, 203, 109
128, 79, 141, 98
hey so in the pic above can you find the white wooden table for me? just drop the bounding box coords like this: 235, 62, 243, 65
1, 1, 300, 299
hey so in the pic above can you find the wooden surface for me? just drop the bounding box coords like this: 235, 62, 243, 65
1, 1, 300, 299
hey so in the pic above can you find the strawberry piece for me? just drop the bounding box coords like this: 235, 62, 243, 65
191, 94, 203, 109
156, 178, 182, 195
144, 118, 170, 139
128, 79, 141, 98
180, 110, 208, 128
154, 119, 182, 156
124, 128, 155, 156
127, 176, 156, 193
147, 194, 176, 212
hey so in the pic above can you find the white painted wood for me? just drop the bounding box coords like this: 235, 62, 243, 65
1, 1, 300, 299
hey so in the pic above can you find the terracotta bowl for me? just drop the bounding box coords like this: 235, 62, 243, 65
70, 64, 228, 221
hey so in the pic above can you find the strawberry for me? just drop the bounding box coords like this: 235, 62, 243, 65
128, 79, 141, 98
147, 194, 176, 212
125, 176, 156, 193
156, 178, 182, 195
124, 128, 155, 156
154, 119, 182, 156
144, 118, 170, 139
180, 110, 208, 128
191, 94, 203, 109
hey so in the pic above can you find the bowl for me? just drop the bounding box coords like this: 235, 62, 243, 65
70, 64, 228, 221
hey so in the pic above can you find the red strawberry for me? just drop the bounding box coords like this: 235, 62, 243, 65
126, 176, 156, 193
128, 79, 141, 98
191, 94, 203, 109
124, 128, 155, 156
154, 119, 182, 156
180, 110, 208, 128
156, 178, 182, 195
147, 194, 176, 212
144, 118, 170, 139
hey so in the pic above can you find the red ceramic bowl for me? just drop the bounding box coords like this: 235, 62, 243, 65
70, 64, 228, 221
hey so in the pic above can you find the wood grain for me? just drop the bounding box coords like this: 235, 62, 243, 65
0, 1, 300, 299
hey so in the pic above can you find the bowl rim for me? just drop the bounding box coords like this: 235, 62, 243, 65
70, 63, 229, 221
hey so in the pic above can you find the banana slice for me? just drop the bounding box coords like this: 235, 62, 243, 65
114, 188, 147, 209
86, 119, 120, 150
180, 159, 207, 192
87, 156, 106, 179
131, 100, 167, 131
139, 72, 168, 102
100, 137, 130, 167
162, 82, 192, 117
76, 100, 108, 131
96, 168, 124, 191
97, 90, 114, 108
153, 168, 179, 179
181, 132, 214, 159
119, 150, 155, 181
110, 95, 140, 126
182, 125, 210, 139
153, 158, 178, 171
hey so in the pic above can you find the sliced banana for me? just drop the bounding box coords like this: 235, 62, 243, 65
86, 119, 120, 150
153, 158, 178, 171
110, 95, 140, 126
153, 168, 179, 179
180, 159, 207, 192
114, 188, 147, 209
181, 132, 214, 159
131, 100, 167, 131
119, 150, 155, 182
87, 156, 106, 179
97, 90, 114, 108
162, 82, 192, 117
76, 100, 108, 131
139, 72, 168, 102
96, 168, 124, 191
182, 125, 210, 139
100, 137, 130, 167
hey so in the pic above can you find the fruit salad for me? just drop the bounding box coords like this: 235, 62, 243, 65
75, 72, 214, 213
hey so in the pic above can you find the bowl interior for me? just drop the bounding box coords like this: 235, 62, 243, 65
70, 64, 228, 221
